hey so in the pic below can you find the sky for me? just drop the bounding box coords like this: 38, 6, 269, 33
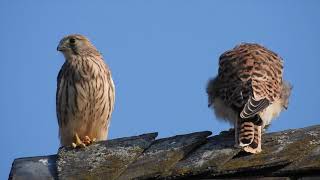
1, 0, 320, 178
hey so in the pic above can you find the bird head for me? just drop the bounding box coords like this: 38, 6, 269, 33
57, 34, 98, 58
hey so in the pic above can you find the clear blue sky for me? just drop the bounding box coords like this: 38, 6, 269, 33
1, 1, 319, 178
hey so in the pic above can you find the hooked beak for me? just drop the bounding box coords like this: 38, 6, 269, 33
57, 43, 66, 52
57, 46, 63, 51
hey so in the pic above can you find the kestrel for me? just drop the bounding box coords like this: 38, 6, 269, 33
56, 34, 115, 148
207, 43, 291, 153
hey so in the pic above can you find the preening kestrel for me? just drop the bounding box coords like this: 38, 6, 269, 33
56, 34, 115, 148
207, 43, 291, 153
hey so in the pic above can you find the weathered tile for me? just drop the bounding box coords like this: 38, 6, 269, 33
9, 155, 57, 180
117, 131, 212, 180
57, 133, 157, 180
216, 125, 320, 176
169, 129, 240, 179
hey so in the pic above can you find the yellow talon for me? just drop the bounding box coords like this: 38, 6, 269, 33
72, 133, 86, 148
71, 133, 96, 148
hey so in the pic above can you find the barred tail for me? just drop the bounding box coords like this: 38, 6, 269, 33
238, 121, 255, 147
250, 124, 261, 149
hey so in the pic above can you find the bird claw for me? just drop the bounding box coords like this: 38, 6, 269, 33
83, 136, 96, 146
71, 133, 96, 148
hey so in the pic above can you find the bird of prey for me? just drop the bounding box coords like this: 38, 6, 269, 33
56, 34, 115, 148
207, 43, 291, 153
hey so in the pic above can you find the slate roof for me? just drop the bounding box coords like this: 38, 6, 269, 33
9, 125, 320, 180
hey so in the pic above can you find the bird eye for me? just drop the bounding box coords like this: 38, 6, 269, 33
69, 38, 76, 44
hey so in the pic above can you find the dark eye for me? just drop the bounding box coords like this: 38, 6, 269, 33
69, 38, 76, 44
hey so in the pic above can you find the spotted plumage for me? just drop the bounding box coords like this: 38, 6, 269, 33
56, 34, 115, 147
207, 43, 291, 153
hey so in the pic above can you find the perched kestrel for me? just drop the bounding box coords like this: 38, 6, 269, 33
56, 34, 115, 148
207, 43, 291, 153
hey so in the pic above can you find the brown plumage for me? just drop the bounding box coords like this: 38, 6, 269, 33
207, 43, 291, 153
56, 34, 115, 147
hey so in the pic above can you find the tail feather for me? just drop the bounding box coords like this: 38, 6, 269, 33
250, 125, 261, 149
238, 121, 255, 146
238, 122, 262, 154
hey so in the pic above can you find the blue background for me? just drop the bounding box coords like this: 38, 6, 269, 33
1, 1, 319, 178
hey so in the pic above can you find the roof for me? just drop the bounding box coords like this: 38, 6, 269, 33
9, 125, 320, 179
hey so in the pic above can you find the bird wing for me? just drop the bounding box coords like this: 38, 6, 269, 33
240, 96, 270, 118
56, 63, 67, 127
250, 46, 283, 103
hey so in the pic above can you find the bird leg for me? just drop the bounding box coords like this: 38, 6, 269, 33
71, 133, 96, 148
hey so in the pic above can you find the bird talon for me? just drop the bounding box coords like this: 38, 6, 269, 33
82, 135, 95, 146
71, 133, 87, 148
